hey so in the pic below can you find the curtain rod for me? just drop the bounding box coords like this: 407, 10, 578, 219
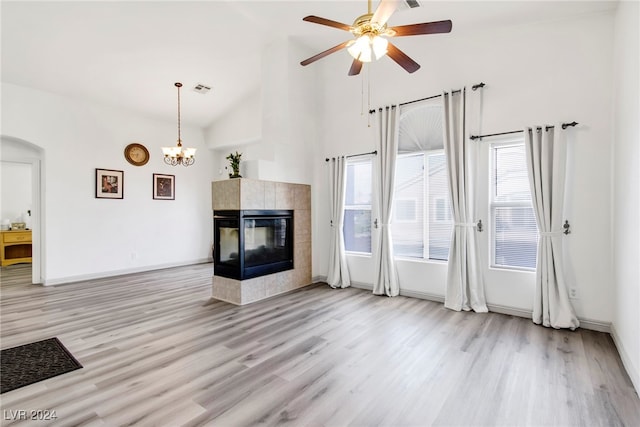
325, 150, 377, 162
469, 121, 578, 141
368, 82, 486, 114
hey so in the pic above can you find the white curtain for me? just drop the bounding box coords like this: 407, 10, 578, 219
442, 90, 488, 312
326, 156, 351, 288
373, 106, 400, 297
524, 126, 579, 329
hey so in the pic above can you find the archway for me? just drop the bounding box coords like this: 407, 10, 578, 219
1, 136, 44, 284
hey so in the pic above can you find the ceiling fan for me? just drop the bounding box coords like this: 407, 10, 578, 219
300, 0, 452, 76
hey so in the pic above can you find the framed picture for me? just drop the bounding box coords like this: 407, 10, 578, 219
153, 173, 175, 200
96, 168, 124, 199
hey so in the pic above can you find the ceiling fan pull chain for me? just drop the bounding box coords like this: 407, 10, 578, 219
361, 66, 365, 116
367, 64, 372, 127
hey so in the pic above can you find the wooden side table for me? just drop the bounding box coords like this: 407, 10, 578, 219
1, 230, 32, 267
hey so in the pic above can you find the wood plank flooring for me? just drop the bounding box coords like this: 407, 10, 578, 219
1, 263, 639, 426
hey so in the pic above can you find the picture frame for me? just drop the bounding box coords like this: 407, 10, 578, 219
95, 168, 124, 199
153, 173, 175, 200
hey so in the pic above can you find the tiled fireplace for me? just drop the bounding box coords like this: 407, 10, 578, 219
211, 179, 311, 305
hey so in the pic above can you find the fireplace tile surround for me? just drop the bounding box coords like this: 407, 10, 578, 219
211, 178, 311, 305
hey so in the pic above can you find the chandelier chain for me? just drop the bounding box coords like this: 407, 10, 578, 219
176, 82, 182, 147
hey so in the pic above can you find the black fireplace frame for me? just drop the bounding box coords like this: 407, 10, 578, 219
213, 210, 294, 280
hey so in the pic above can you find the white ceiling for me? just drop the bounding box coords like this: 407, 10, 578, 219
1, 0, 617, 128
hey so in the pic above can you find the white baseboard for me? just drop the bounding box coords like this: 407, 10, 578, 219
399, 288, 445, 304
610, 323, 640, 396
316, 276, 611, 333
312, 275, 326, 284
486, 303, 611, 333
349, 280, 372, 291
44, 259, 212, 286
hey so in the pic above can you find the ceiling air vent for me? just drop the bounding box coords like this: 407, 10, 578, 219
398, 0, 421, 10
193, 83, 212, 94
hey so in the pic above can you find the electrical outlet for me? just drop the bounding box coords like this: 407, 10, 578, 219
569, 288, 578, 299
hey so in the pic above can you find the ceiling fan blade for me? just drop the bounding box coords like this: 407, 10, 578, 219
371, 0, 400, 27
300, 41, 350, 66
303, 15, 352, 32
386, 42, 420, 73
348, 59, 363, 76
388, 20, 453, 36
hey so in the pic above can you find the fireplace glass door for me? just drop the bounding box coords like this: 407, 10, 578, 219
244, 218, 289, 268
217, 219, 239, 267
214, 210, 293, 280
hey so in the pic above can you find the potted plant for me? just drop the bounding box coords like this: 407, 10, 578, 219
226, 151, 242, 178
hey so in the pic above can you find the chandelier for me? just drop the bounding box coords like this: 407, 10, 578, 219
162, 82, 196, 166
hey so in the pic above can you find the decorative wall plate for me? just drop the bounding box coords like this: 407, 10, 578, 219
124, 143, 150, 166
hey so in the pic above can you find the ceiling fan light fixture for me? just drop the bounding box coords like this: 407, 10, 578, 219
347, 35, 370, 62
348, 34, 388, 63
372, 35, 389, 59
300, 0, 452, 75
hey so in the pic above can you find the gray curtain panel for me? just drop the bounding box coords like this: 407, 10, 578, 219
442, 89, 488, 312
524, 126, 579, 329
326, 156, 351, 289
373, 106, 400, 297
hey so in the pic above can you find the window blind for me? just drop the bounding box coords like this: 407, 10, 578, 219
491, 143, 538, 270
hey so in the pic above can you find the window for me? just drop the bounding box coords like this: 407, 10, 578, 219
434, 197, 452, 222
393, 151, 452, 261
343, 158, 372, 253
394, 198, 418, 222
490, 142, 538, 270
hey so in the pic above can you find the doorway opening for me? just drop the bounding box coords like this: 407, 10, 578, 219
1, 136, 44, 285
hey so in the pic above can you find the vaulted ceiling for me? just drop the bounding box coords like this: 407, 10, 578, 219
1, 1, 616, 128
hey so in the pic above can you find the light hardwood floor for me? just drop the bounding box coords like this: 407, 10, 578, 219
1, 263, 638, 426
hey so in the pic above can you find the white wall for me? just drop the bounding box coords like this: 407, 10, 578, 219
612, 0, 640, 393
206, 37, 318, 186
1, 82, 215, 284
205, 90, 262, 149
312, 11, 616, 325
0, 161, 32, 223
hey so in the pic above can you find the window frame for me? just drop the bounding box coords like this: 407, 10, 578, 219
393, 149, 451, 262
343, 156, 373, 255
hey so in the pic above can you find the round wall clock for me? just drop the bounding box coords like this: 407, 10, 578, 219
124, 143, 150, 166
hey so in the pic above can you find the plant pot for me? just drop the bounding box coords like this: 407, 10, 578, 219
229, 173, 242, 179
